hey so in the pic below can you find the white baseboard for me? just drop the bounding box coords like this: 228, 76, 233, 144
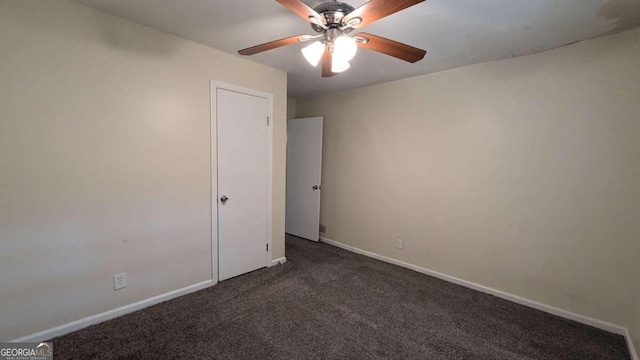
270, 257, 287, 267
11, 257, 287, 343
320, 236, 636, 358
625, 329, 639, 360
11, 280, 214, 343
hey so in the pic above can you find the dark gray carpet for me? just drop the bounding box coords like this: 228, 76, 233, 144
53, 235, 630, 359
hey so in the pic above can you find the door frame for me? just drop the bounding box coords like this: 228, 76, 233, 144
210, 80, 273, 284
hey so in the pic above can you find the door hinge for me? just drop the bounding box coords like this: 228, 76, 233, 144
267, 116, 270, 126
266, 243, 269, 252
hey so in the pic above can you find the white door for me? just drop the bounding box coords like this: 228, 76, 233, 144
217, 88, 268, 281
286, 117, 323, 241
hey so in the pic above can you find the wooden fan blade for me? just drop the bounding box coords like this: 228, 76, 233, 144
322, 48, 337, 77
344, 0, 425, 28
238, 35, 305, 56
356, 32, 426, 63
276, 0, 324, 24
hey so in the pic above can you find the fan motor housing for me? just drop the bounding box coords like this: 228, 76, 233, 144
311, 1, 355, 32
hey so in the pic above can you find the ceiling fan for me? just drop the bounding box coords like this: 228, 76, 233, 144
238, 0, 427, 77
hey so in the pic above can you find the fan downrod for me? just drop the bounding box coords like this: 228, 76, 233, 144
310, 1, 358, 33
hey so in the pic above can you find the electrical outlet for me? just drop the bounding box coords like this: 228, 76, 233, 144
396, 239, 403, 249
113, 273, 127, 290
319, 224, 327, 234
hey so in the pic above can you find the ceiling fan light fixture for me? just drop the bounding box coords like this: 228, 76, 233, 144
333, 35, 357, 63
238, 0, 427, 77
302, 41, 325, 67
331, 55, 350, 73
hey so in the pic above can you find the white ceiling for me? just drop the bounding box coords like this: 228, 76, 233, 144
72, 0, 640, 98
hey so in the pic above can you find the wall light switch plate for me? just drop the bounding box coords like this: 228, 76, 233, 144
114, 272, 128, 290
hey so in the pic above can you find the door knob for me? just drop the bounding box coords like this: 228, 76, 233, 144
220, 195, 229, 204
312, 185, 321, 190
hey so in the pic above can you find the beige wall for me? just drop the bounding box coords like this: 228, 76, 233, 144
298, 27, 640, 353
634, 301, 639, 357
0, 0, 287, 341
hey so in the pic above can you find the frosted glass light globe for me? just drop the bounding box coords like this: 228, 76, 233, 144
331, 55, 350, 73
333, 36, 357, 62
301, 41, 325, 67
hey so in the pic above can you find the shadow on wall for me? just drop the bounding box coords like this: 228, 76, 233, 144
600, 0, 640, 34
634, 297, 640, 359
